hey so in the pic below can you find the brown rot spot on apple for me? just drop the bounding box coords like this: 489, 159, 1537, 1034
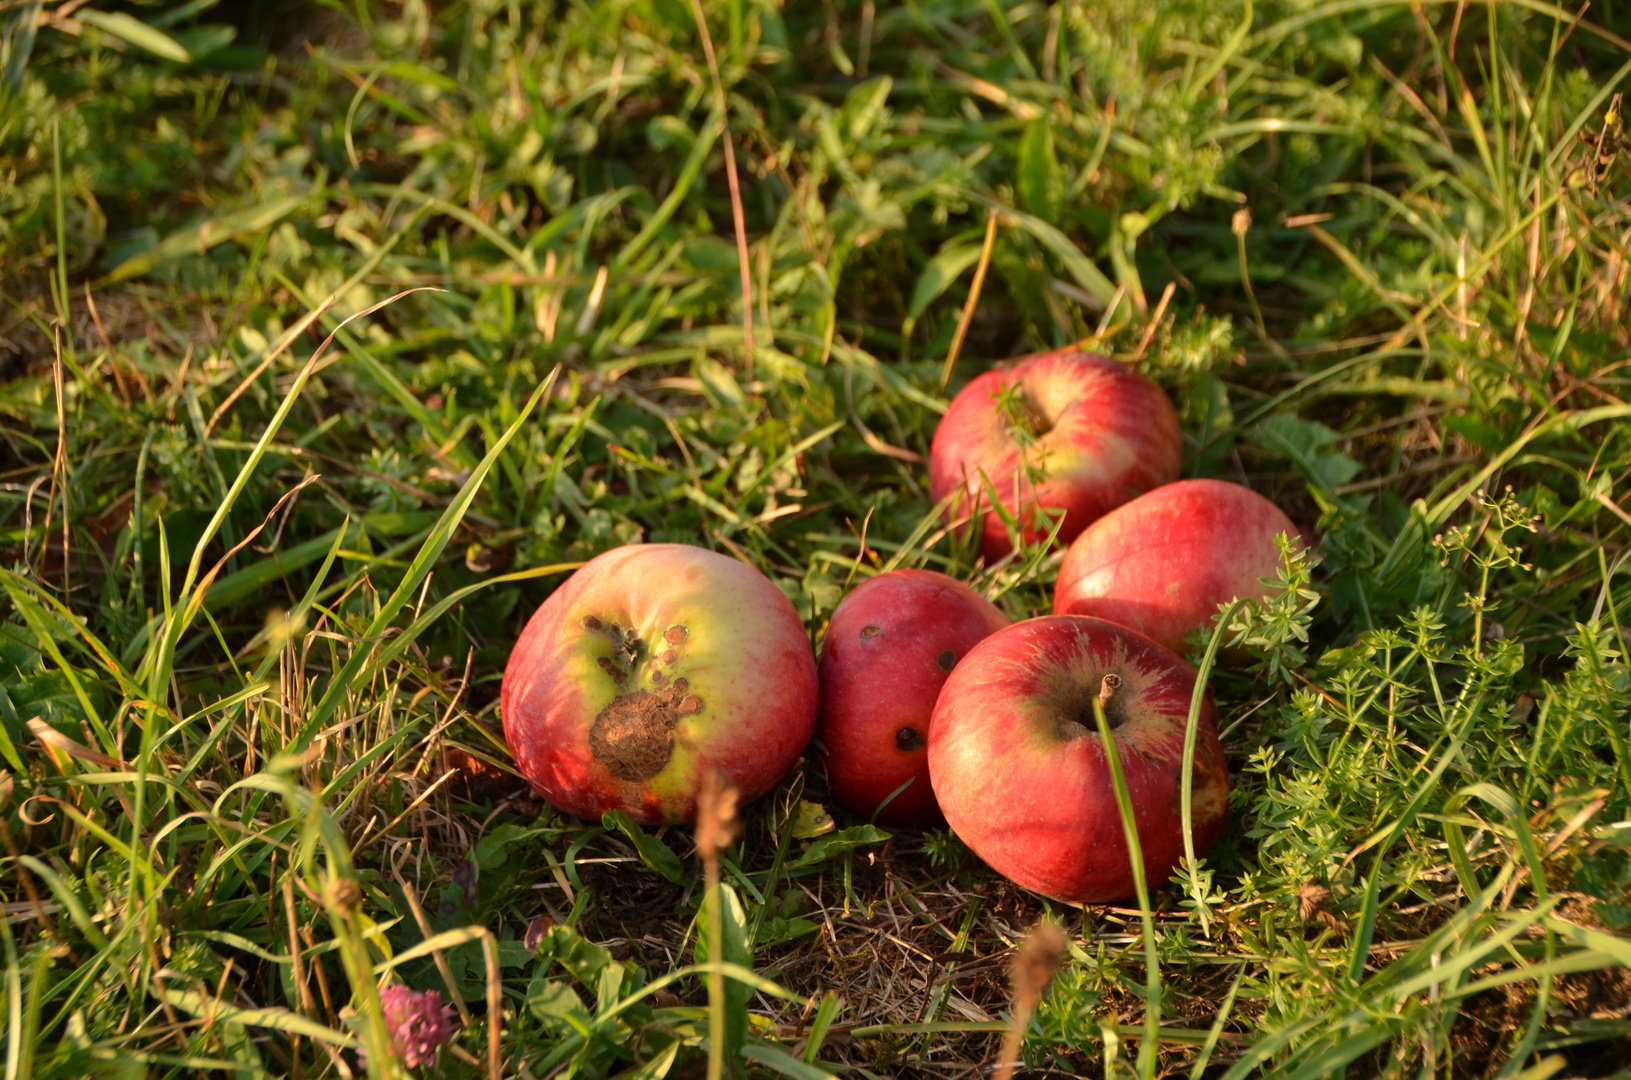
596, 656, 628, 685
936, 649, 956, 672
664, 626, 688, 645
661, 649, 678, 665
670, 677, 689, 694
896, 726, 925, 751
1171, 754, 1230, 823
589, 692, 685, 782
677, 695, 703, 716
860, 624, 882, 639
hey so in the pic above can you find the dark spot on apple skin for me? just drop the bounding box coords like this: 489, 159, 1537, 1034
937, 649, 956, 672
590, 692, 687, 782
583, 615, 603, 631
661, 649, 678, 664
664, 626, 688, 645
896, 727, 925, 751
860, 624, 882, 639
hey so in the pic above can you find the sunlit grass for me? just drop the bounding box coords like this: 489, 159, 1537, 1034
2, 0, 1630, 1077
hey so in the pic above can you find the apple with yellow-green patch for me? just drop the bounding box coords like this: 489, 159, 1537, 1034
501, 544, 818, 824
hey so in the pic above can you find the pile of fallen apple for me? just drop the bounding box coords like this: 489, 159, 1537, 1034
501, 348, 1301, 904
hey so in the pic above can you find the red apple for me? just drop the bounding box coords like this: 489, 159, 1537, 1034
815, 569, 1010, 826
501, 543, 818, 825
928, 348, 1181, 562
927, 615, 1228, 903
1054, 479, 1298, 655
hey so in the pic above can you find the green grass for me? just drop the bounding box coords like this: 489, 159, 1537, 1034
3, 0, 1631, 1076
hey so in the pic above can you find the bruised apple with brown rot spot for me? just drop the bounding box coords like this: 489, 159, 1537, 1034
927, 615, 1229, 903
816, 569, 1009, 826
501, 544, 818, 825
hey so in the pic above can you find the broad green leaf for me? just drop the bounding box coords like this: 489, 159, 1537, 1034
840, 76, 892, 142
1252, 414, 1363, 495
697, 883, 753, 1069
540, 923, 618, 988
602, 810, 687, 885
1017, 117, 1063, 225
97, 195, 310, 286
802, 991, 843, 1063
790, 800, 836, 839
77, 10, 190, 62
907, 242, 984, 321
161, 988, 359, 1047
528, 976, 592, 1033
743, 1042, 841, 1080
695, 354, 748, 414
968, 192, 1117, 305
790, 825, 892, 869
474, 822, 553, 871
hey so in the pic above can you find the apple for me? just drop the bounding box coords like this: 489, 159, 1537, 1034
501, 543, 818, 825
928, 348, 1182, 562
815, 569, 1010, 826
1053, 478, 1299, 655
927, 615, 1228, 903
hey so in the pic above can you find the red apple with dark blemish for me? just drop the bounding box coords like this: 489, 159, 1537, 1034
815, 569, 1009, 826
1053, 479, 1299, 655
927, 615, 1228, 903
928, 349, 1182, 563
501, 544, 818, 825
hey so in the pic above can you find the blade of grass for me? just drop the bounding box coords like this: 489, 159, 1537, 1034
1181, 598, 1244, 936
1092, 695, 1161, 1080
296, 364, 561, 743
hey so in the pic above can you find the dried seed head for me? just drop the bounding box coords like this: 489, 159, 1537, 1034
695, 769, 740, 861
1298, 882, 1332, 923
1010, 921, 1067, 1010
325, 875, 362, 914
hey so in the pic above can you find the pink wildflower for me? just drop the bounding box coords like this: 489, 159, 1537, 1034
377, 984, 456, 1068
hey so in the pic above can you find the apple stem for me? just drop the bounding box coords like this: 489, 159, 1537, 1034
1098, 673, 1122, 708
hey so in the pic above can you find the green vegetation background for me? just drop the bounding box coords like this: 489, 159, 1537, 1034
3, 0, 1631, 1077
